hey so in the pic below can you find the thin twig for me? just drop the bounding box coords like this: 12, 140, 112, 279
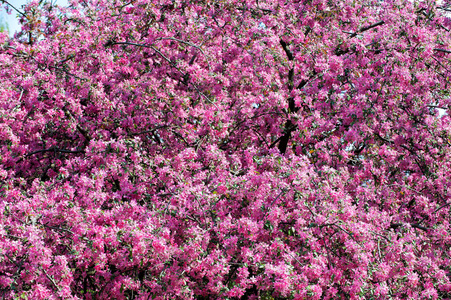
432, 56, 451, 75
390, 222, 428, 232
263, 189, 287, 219
350, 21, 385, 38
25, 147, 85, 158
433, 202, 451, 214
434, 48, 451, 54
374, 132, 393, 144
370, 230, 391, 242
127, 125, 167, 136
386, 184, 422, 195
42, 268, 61, 292
111, 41, 218, 108
17, 88, 24, 102
58, 54, 75, 65
327, 223, 356, 241
1, 0, 26, 16
43, 224, 74, 235
251, 127, 270, 148
156, 37, 211, 71
48, 65, 87, 81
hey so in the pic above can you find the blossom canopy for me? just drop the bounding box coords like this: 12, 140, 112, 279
1, 0, 451, 299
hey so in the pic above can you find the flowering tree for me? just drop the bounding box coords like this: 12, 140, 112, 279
1, 0, 451, 298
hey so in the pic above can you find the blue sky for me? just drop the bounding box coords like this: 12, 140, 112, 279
1, 0, 68, 36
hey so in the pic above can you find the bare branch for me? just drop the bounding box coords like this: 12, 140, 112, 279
433, 202, 451, 214
127, 125, 167, 136
42, 268, 61, 292
156, 37, 211, 71
434, 48, 451, 54
279, 39, 294, 60
25, 147, 85, 158
390, 223, 428, 232
1, 0, 26, 17
58, 54, 76, 65
350, 21, 385, 38
110, 41, 218, 108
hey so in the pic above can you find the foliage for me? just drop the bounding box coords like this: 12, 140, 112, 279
1, 0, 451, 299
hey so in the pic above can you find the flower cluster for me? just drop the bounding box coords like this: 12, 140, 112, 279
1, 0, 451, 298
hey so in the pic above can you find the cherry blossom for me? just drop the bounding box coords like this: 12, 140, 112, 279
1, 0, 451, 298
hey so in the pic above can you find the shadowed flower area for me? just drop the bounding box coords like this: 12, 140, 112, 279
1, 0, 451, 299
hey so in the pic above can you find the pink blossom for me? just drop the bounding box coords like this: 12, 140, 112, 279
0, 0, 450, 298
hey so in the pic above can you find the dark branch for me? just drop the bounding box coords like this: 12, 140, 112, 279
276, 77, 312, 153
1, 0, 26, 17
279, 39, 294, 60
58, 55, 75, 65
26, 147, 85, 158
269, 124, 297, 149
390, 223, 428, 232
350, 21, 385, 38
434, 48, 451, 54
337, 21, 385, 56
127, 125, 167, 136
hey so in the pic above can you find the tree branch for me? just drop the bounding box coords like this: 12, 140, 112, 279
390, 223, 428, 232
156, 37, 211, 71
279, 39, 294, 60
109, 41, 218, 107
127, 125, 167, 136
434, 48, 451, 54
42, 268, 61, 292
26, 147, 85, 158
0, 0, 26, 17
350, 21, 385, 38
